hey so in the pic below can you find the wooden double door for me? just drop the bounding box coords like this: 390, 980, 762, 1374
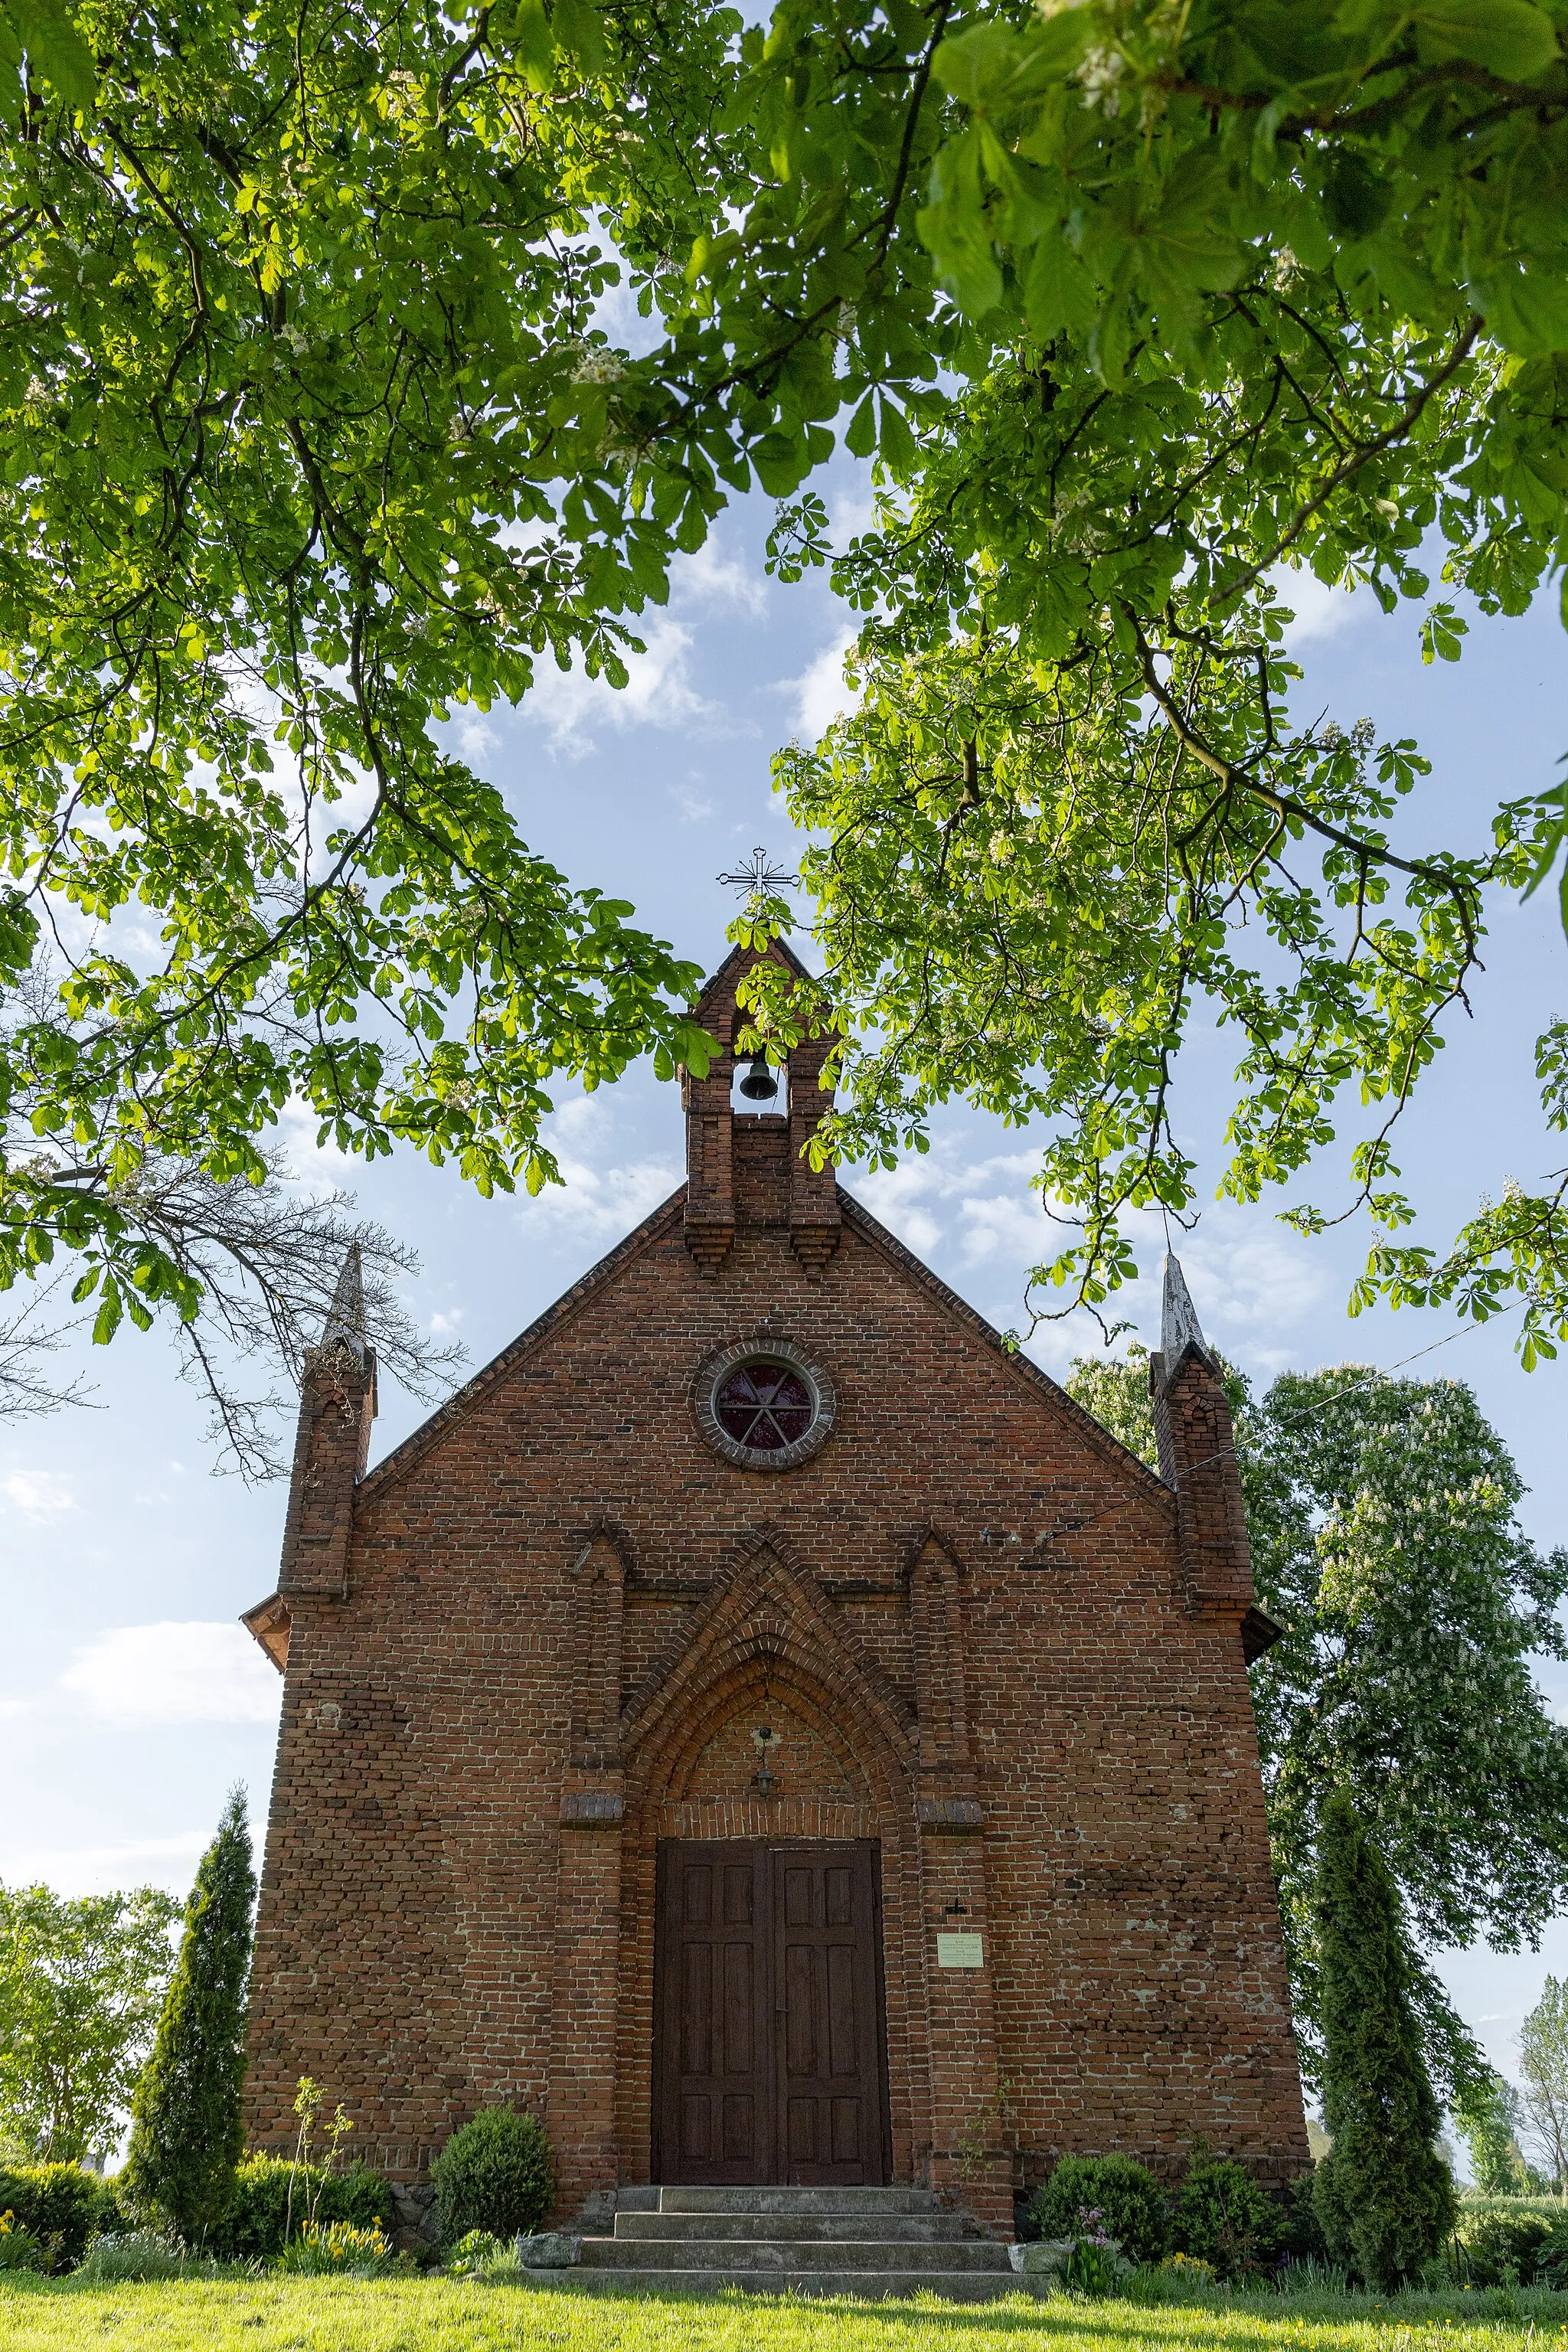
652, 1839, 891, 2185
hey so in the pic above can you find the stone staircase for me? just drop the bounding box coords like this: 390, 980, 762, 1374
565, 2184, 1018, 2301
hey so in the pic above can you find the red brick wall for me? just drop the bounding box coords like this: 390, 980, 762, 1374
243, 950, 1308, 2233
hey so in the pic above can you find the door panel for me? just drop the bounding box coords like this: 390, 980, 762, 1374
652, 1838, 890, 2185
771, 1843, 885, 2185
654, 1841, 770, 2184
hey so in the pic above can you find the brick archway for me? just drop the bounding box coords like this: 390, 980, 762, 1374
614, 1544, 931, 2187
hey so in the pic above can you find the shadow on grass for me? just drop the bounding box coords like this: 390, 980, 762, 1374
6, 2266, 1565, 2343
508, 2273, 1568, 2338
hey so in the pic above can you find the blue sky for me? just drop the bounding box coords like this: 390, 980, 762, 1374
4, 452, 1567, 2130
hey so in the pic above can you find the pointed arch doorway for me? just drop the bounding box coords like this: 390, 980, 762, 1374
652, 1838, 893, 2186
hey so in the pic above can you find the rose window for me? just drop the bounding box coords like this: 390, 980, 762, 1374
714, 1360, 816, 1452
694, 1337, 836, 1470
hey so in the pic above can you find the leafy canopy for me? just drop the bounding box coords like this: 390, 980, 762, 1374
0, 1881, 179, 2161
1066, 1347, 1568, 2094
732, 0, 1568, 1353
1519, 1974, 1568, 2187
1455, 2068, 1534, 2194
3, 0, 1568, 1378
0, 0, 749, 1349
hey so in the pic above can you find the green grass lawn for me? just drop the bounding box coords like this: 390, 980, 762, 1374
5, 2277, 1568, 2352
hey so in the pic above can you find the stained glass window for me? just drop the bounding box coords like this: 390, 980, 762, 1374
714, 1359, 816, 1452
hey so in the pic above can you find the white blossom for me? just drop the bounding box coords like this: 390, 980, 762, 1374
571, 346, 627, 387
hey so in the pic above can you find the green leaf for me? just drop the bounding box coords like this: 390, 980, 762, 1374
750, 429, 808, 496
511, 0, 555, 89
1419, 603, 1468, 663
1, 0, 93, 107
551, 0, 609, 73
929, 23, 1030, 104
1411, 0, 1560, 79
876, 395, 920, 474
1474, 260, 1568, 357
844, 390, 877, 459
1023, 229, 1096, 339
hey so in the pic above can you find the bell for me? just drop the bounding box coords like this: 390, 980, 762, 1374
737, 1051, 779, 1102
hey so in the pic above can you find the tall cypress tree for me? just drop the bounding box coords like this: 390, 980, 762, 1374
122, 1785, 256, 2244
1312, 1788, 1455, 2288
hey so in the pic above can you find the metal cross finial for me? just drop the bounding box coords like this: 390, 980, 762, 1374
717, 846, 799, 897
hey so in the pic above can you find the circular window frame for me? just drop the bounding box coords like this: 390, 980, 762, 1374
694, 1336, 837, 1472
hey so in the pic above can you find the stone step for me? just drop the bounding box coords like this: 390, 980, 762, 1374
580, 2236, 1011, 2275
538, 2269, 1019, 2304
649, 2185, 943, 2216
613, 2211, 973, 2244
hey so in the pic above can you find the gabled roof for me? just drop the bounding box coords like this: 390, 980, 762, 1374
689, 933, 822, 1041
346, 1174, 1171, 1516
837, 1190, 1172, 1508
355, 1183, 690, 1507
693, 931, 818, 1004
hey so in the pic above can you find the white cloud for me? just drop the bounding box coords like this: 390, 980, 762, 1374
1, 1468, 77, 1522
1175, 1224, 1331, 1364
1272, 564, 1370, 648
519, 1094, 681, 1250
527, 617, 722, 757
58, 1622, 283, 1731
456, 714, 498, 758
671, 780, 717, 825
511, 529, 767, 757
430, 1308, 466, 1338
830, 483, 878, 544
275, 1097, 361, 1184
851, 1138, 1330, 1377
672, 537, 768, 619
780, 629, 858, 743
857, 1141, 1064, 1310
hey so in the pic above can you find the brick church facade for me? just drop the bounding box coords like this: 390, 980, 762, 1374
241, 940, 1309, 2236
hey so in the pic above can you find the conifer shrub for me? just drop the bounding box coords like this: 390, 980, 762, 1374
214, 2154, 394, 2262
1281, 2171, 1328, 2265
1030, 2154, 1169, 2263
432, 2109, 554, 2246
122, 1787, 256, 2245
1169, 2152, 1284, 2279
1312, 1788, 1457, 2288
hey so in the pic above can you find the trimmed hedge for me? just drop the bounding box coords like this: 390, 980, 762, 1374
211, 2156, 394, 2262
1031, 2155, 1170, 2264
1170, 2155, 1285, 2280
0, 2165, 122, 2269
1452, 2206, 1567, 2287
432, 2109, 554, 2247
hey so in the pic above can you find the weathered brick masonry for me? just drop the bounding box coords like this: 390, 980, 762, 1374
242, 939, 1309, 2236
